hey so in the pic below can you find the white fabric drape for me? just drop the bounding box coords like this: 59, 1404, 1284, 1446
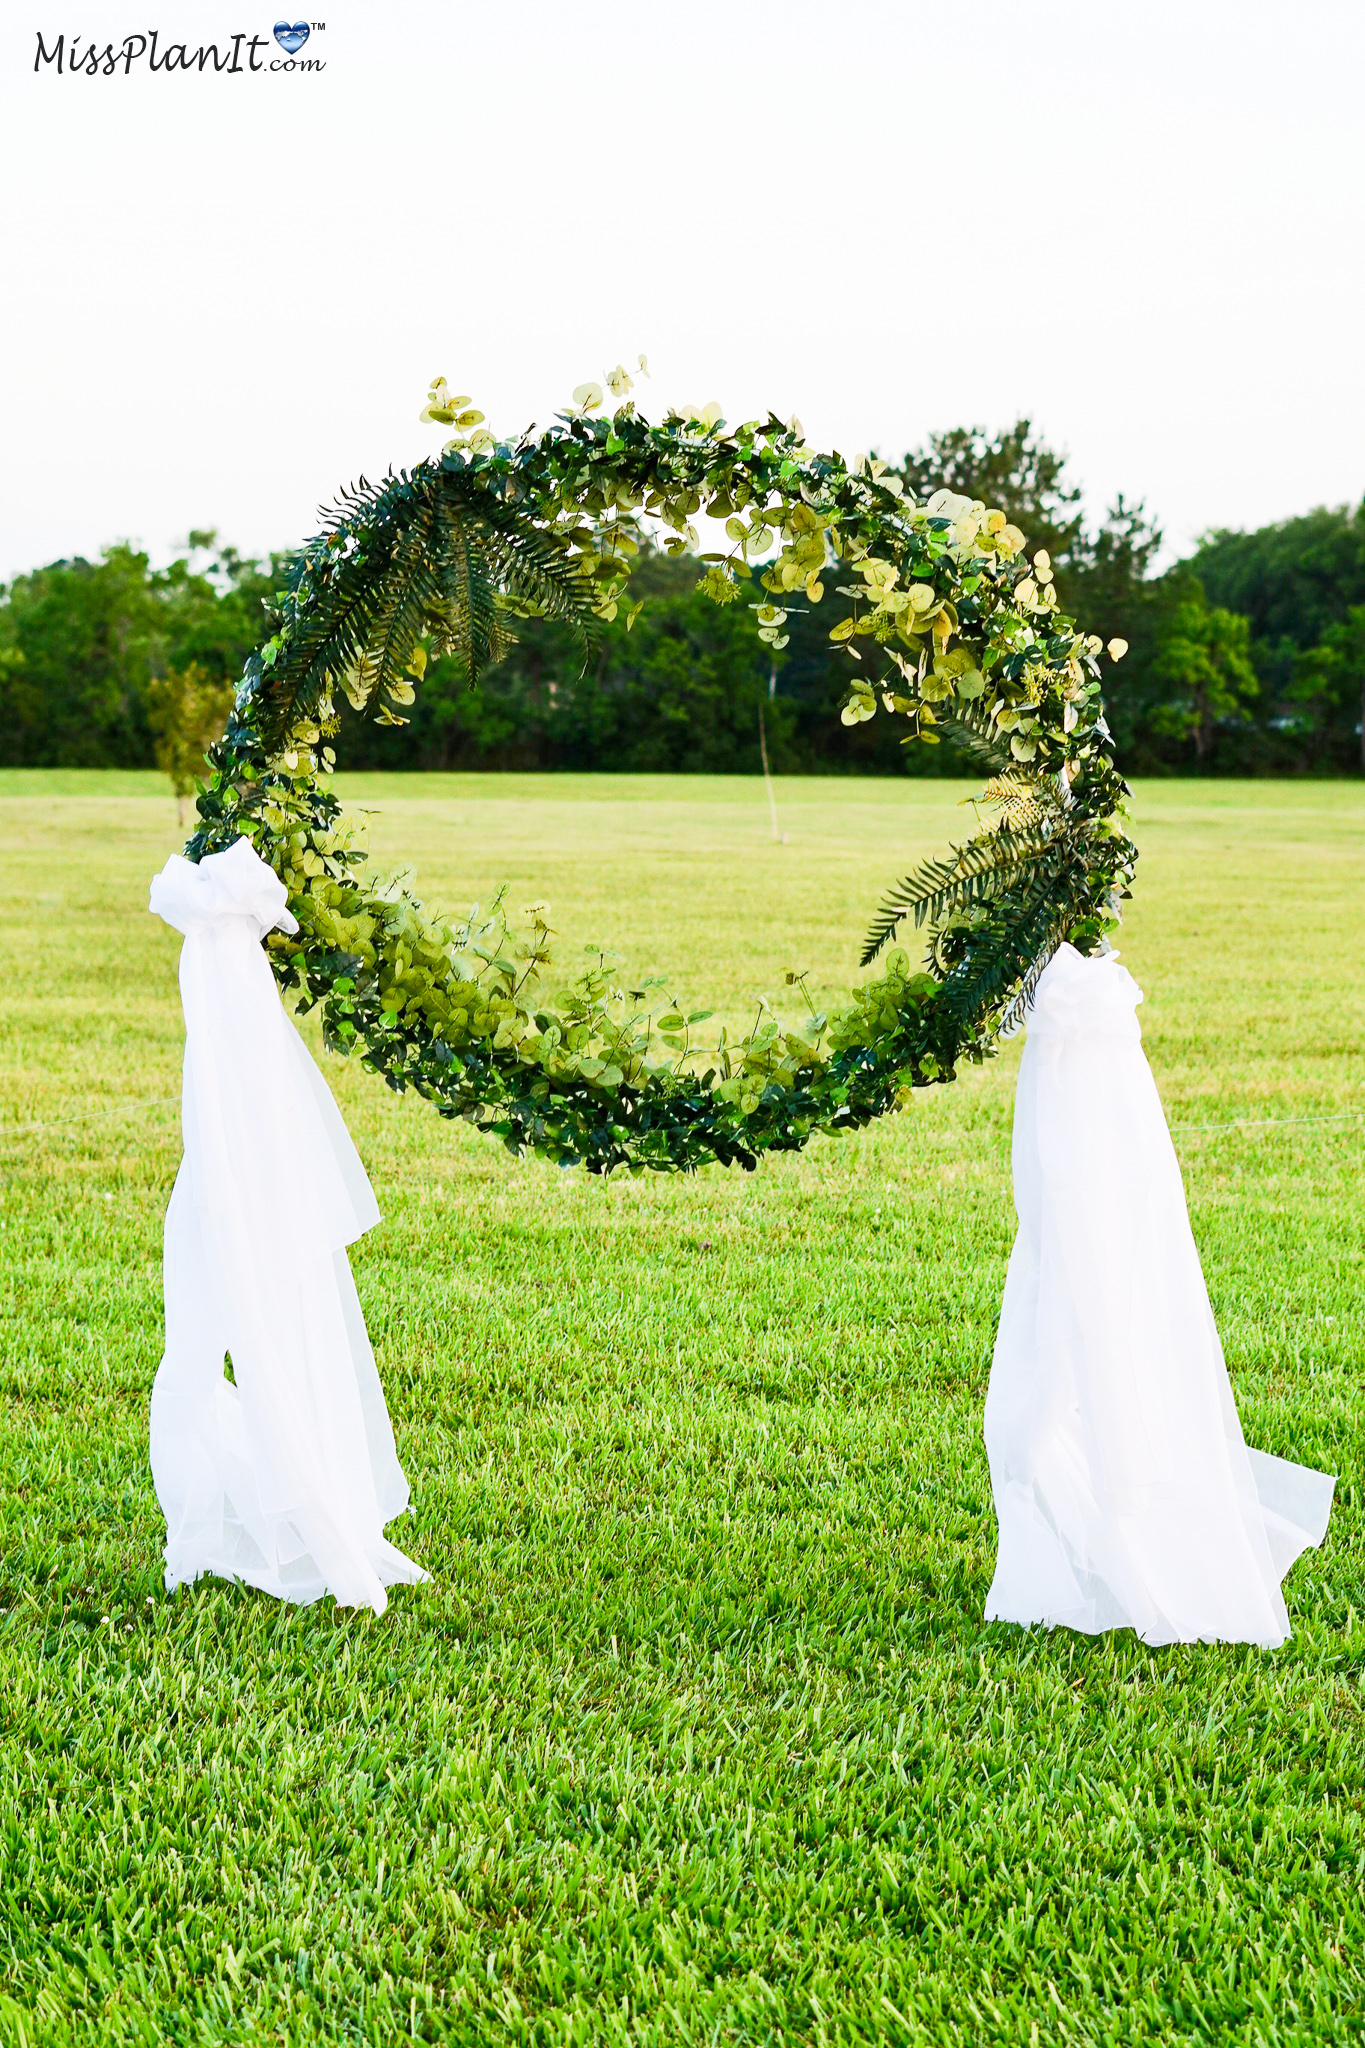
984, 943, 1333, 1648
149, 838, 427, 1614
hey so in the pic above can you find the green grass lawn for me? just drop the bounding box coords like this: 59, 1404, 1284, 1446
1, 770, 1362, 2047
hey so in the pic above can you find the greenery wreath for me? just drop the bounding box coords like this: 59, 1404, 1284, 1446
186, 369, 1137, 1173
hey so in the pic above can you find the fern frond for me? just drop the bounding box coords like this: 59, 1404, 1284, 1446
998, 935, 1066, 1034
258, 470, 441, 742
932, 699, 1014, 774
354, 494, 444, 711
933, 852, 1083, 1031
934, 903, 1056, 1029
251, 460, 614, 744
475, 509, 597, 655
860, 824, 1053, 966
431, 494, 508, 686
980, 773, 1051, 830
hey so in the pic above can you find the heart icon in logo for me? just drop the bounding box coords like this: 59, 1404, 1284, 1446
273, 20, 310, 53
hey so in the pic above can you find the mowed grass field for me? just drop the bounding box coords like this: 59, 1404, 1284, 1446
0, 770, 1362, 2048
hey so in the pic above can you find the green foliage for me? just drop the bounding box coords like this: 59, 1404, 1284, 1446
8, 444, 1364, 781
0, 535, 281, 769
184, 384, 1136, 1172
1092, 504, 1365, 774
897, 435, 1365, 777
1149, 582, 1260, 762
335, 559, 793, 776
1289, 605, 1365, 772
1191, 506, 1365, 771
888, 426, 1180, 776
556, 572, 789, 774
861, 817, 1060, 969
0, 545, 166, 766
260, 467, 598, 749
145, 661, 235, 815
1193, 506, 1365, 652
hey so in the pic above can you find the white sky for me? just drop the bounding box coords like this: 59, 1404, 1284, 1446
2, 0, 1362, 582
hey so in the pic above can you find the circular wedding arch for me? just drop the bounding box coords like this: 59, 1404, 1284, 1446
187, 379, 1137, 1173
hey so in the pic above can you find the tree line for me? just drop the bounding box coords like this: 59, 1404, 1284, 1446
2, 429, 1362, 779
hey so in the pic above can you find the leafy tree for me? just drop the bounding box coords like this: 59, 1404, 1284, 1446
1190, 506, 1365, 769
0, 534, 281, 768
1149, 582, 1259, 763
0, 545, 167, 765
1191, 505, 1365, 652
161, 531, 285, 686
1288, 605, 1365, 771
146, 660, 235, 821
1070, 495, 1165, 628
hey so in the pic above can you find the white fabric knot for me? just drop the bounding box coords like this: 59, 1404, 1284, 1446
1024, 940, 1142, 1045
149, 837, 298, 939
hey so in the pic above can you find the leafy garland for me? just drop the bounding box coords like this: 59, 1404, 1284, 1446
186, 370, 1137, 1173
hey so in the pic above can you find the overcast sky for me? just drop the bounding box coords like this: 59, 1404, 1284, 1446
2, 0, 1362, 582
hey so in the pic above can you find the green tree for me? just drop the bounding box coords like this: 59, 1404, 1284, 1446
1288, 605, 1365, 771
0, 534, 283, 768
1149, 582, 1259, 764
146, 660, 236, 821
0, 545, 167, 765
1191, 504, 1365, 651
7, 456, 1361, 779
1190, 505, 1365, 769
161, 531, 285, 687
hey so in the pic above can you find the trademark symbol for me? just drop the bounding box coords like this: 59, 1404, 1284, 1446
312, 19, 325, 27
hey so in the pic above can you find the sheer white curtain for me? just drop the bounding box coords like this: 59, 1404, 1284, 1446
985, 944, 1333, 1647
149, 838, 427, 1614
